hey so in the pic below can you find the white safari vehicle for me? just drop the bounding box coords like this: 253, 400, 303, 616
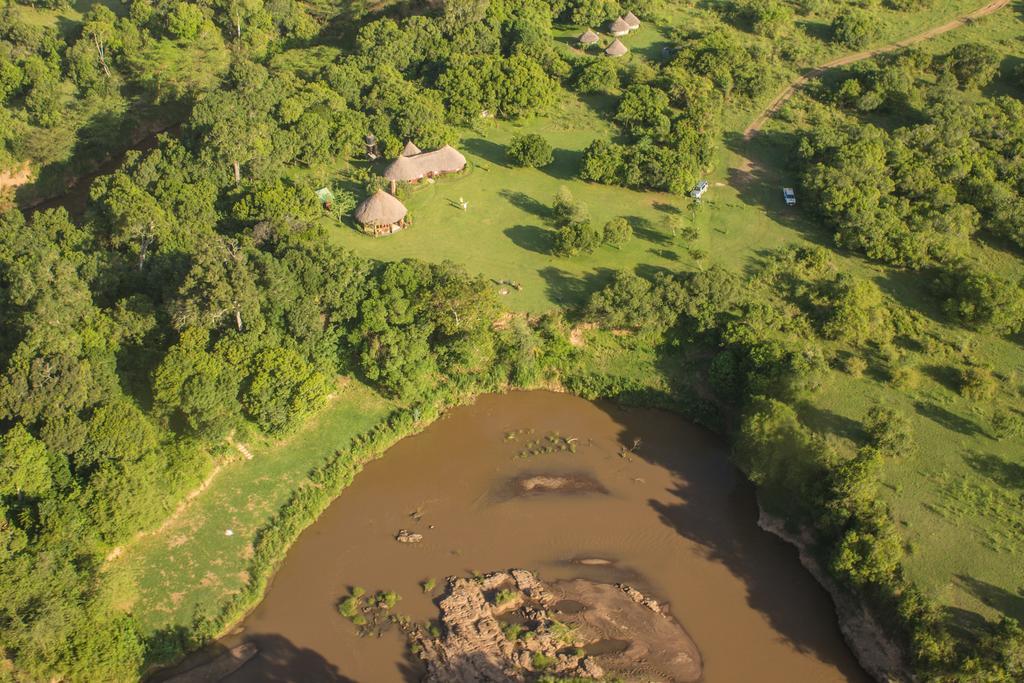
691, 180, 709, 199
783, 187, 797, 206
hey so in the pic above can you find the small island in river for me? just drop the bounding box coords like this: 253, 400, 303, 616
410, 569, 702, 683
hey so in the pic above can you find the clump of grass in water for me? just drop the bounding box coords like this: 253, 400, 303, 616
515, 431, 578, 458
421, 578, 436, 593
336, 586, 405, 637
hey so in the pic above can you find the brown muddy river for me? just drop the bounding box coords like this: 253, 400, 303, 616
216, 391, 868, 682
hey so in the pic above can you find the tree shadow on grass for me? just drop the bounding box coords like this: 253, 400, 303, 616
913, 401, 983, 438
955, 574, 1024, 623
795, 401, 865, 443
546, 147, 583, 181
965, 452, 1024, 491
538, 266, 616, 311
921, 363, 961, 394
498, 189, 549, 219
652, 201, 681, 214
462, 137, 508, 167
627, 215, 671, 245
504, 224, 554, 255
649, 248, 680, 261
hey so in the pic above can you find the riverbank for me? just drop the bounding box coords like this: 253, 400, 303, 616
758, 510, 910, 683
202, 390, 868, 682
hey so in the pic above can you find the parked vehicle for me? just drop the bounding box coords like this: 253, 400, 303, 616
691, 180, 709, 199
783, 187, 796, 206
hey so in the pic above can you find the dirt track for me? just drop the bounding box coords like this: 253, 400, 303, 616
742, 0, 1011, 138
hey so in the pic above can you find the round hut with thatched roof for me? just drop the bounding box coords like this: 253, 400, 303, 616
605, 38, 629, 57
401, 140, 422, 157
354, 189, 408, 236
623, 11, 641, 30
609, 16, 631, 36
578, 28, 599, 46
383, 144, 467, 184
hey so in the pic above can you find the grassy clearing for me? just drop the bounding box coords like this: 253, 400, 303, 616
120, 380, 394, 634
756, 6, 1024, 624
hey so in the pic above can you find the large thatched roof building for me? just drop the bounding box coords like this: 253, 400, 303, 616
623, 11, 641, 30
578, 28, 599, 45
383, 144, 467, 183
401, 140, 422, 157
353, 189, 408, 236
609, 17, 631, 36
605, 38, 629, 57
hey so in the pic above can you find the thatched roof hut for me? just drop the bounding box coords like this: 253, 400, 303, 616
401, 141, 422, 157
605, 38, 629, 57
578, 28, 599, 45
383, 144, 467, 182
609, 17, 631, 36
354, 189, 407, 228
623, 11, 641, 29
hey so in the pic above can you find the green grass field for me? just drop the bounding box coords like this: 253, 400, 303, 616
120, 380, 394, 634
115, 0, 1024, 647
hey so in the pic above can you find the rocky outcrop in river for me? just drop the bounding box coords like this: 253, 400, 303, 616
411, 569, 702, 682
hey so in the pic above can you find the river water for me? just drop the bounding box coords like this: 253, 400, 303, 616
216, 391, 868, 682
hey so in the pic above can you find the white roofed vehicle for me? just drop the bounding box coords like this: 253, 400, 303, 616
783, 187, 796, 206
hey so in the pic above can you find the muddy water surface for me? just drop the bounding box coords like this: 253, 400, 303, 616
220, 391, 868, 682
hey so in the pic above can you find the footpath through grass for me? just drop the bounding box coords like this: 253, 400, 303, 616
121, 380, 393, 634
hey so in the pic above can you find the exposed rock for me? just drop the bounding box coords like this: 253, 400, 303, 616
395, 529, 423, 543
410, 569, 702, 683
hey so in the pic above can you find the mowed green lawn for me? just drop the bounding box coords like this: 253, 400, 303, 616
324, 93, 808, 313
120, 380, 394, 634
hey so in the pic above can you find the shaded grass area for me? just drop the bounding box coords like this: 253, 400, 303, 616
121, 381, 394, 633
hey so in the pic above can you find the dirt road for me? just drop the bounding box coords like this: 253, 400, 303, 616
742, 0, 1011, 138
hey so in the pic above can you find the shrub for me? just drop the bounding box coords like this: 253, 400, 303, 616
863, 406, 915, 456
992, 409, 1024, 441
554, 218, 602, 256
507, 133, 554, 167
831, 10, 879, 50
960, 365, 997, 401
603, 217, 633, 247
575, 59, 619, 94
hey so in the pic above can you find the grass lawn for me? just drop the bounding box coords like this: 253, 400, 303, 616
323, 92, 812, 314
119, 380, 394, 634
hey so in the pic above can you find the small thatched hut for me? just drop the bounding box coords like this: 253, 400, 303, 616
609, 16, 631, 36
623, 11, 641, 30
401, 140, 422, 157
383, 144, 467, 183
605, 38, 629, 57
578, 28, 599, 45
353, 189, 408, 236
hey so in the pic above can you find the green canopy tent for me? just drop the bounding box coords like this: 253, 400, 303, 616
315, 187, 335, 209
